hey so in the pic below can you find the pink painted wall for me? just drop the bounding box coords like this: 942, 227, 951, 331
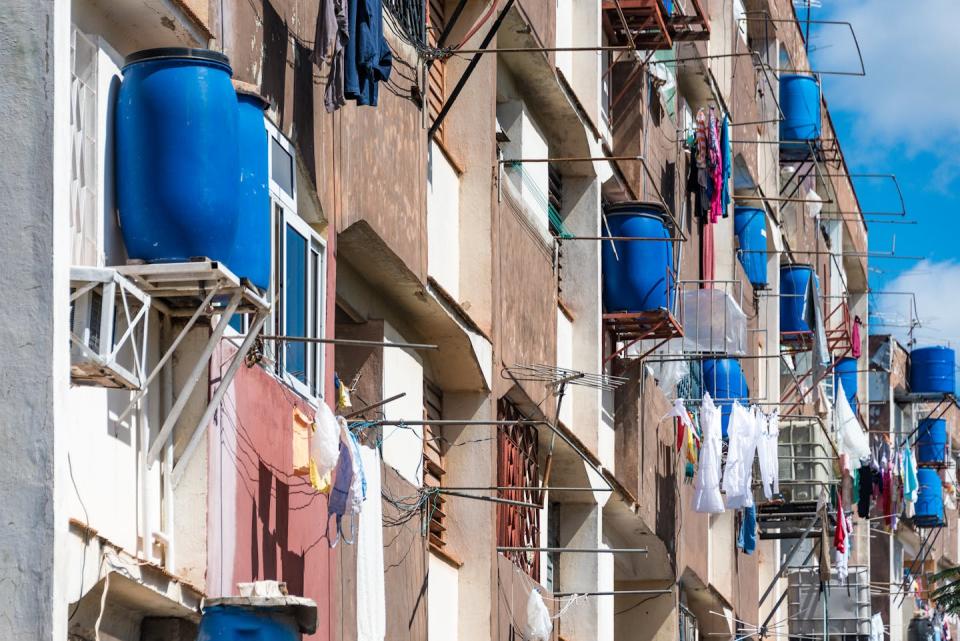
208, 347, 338, 641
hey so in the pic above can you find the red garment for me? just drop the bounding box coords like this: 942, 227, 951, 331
676, 417, 686, 452
851, 316, 862, 358
834, 492, 846, 553
702, 222, 715, 282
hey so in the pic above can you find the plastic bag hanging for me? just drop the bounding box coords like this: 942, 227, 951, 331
524, 590, 553, 641
309, 402, 341, 492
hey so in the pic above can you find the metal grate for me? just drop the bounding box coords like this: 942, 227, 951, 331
497, 398, 541, 579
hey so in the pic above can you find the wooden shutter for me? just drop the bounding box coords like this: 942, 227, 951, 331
427, 0, 447, 141
496, 397, 541, 579
423, 379, 447, 548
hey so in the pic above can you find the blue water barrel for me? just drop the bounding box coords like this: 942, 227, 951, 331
199, 598, 316, 640
917, 418, 948, 465
234, 90, 271, 290
602, 202, 674, 313
779, 74, 821, 154
703, 358, 749, 439
910, 346, 956, 395
116, 48, 240, 266
834, 356, 858, 411
662, 0, 673, 15
199, 605, 299, 640
780, 264, 818, 336
915, 468, 945, 528
734, 207, 768, 288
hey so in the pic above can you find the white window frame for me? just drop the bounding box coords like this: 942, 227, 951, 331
264, 120, 327, 401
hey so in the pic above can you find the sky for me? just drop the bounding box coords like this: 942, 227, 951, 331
801, 0, 960, 347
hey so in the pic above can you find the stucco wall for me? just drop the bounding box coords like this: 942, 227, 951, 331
0, 0, 70, 638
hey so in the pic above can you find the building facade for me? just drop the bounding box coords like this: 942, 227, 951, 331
7, 1, 933, 641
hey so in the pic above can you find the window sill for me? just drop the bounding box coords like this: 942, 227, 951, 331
429, 542, 464, 569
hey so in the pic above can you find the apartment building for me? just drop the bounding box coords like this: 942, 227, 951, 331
1, 1, 912, 641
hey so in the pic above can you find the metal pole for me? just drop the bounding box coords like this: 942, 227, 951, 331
147, 292, 242, 465
343, 392, 407, 419
239, 335, 439, 350
552, 589, 673, 597
497, 546, 648, 554
438, 489, 541, 509
500, 156, 643, 163
559, 236, 682, 242
429, 0, 516, 139
117, 286, 220, 423
364, 419, 546, 426
443, 486, 612, 492
759, 514, 820, 606
171, 308, 270, 480
452, 45, 635, 54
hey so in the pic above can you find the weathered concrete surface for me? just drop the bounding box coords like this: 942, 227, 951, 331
0, 0, 69, 638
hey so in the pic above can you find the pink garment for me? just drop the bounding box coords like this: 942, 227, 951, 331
851, 316, 862, 358
702, 221, 715, 282
709, 110, 724, 223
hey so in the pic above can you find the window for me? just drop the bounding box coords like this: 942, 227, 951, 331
263, 121, 327, 399
496, 397, 541, 579
423, 379, 447, 549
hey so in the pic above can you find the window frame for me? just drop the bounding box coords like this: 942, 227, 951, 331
263, 120, 327, 401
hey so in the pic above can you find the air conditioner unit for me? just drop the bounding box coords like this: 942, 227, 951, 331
70, 266, 150, 389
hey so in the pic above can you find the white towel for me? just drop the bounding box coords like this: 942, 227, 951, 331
356, 445, 386, 641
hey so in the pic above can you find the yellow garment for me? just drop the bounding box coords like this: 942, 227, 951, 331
309, 460, 332, 494
337, 381, 352, 410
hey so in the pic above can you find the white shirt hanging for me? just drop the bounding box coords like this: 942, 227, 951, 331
693, 393, 725, 513
757, 409, 780, 500
722, 402, 759, 509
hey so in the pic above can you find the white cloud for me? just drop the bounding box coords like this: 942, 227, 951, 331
815, 0, 960, 157
874, 260, 960, 348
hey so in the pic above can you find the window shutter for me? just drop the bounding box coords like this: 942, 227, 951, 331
427, 0, 447, 141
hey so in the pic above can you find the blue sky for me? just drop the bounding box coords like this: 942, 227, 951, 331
802, 1, 960, 346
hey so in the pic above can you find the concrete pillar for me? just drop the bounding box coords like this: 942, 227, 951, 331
0, 0, 71, 638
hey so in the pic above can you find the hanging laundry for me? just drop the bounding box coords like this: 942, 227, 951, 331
817, 489, 832, 582
346, 420, 368, 515
344, 0, 394, 107
685, 411, 700, 481
335, 372, 353, 409
695, 109, 708, 170
702, 219, 715, 282
708, 109, 724, 223
834, 491, 847, 554
720, 115, 731, 218
328, 423, 357, 546
837, 384, 870, 461
851, 315, 863, 358
667, 399, 694, 452
738, 505, 757, 554
313, 0, 349, 112
356, 444, 386, 641
870, 613, 884, 641
693, 393, 725, 513
309, 402, 341, 492
834, 504, 851, 582
722, 402, 759, 509
857, 462, 872, 518
904, 444, 919, 503
757, 409, 780, 500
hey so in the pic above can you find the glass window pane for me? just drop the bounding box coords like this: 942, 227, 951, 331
271, 137, 294, 197
285, 225, 307, 385
310, 248, 320, 396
